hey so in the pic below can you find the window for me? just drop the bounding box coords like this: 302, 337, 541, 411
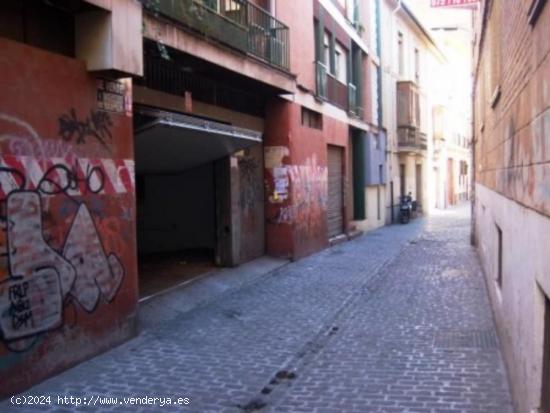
398, 32, 404, 76
346, 0, 359, 23
496, 224, 503, 287
301, 107, 323, 130
334, 42, 348, 84
0, 1, 75, 57
324, 31, 331, 68
203, 0, 218, 10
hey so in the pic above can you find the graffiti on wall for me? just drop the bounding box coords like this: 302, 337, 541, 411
0, 113, 133, 352
238, 153, 261, 214
58, 108, 114, 151
265, 146, 328, 229
274, 157, 328, 227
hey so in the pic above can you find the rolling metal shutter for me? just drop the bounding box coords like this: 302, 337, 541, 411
327, 145, 344, 238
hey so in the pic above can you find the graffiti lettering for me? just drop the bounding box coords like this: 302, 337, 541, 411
0, 155, 134, 199
58, 108, 113, 150
39, 163, 105, 196
8, 281, 32, 331
267, 155, 328, 229
0, 114, 128, 352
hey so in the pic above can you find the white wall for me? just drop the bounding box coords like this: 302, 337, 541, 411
354, 186, 386, 231
476, 184, 550, 413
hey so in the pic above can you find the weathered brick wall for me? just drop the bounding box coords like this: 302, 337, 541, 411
475, 0, 550, 216
474, 1, 550, 411
0, 38, 138, 397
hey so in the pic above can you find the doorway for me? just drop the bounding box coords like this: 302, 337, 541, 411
136, 165, 218, 299
133, 106, 263, 299
327, 145, 344, 238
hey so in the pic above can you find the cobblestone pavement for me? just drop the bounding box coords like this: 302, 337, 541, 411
2, 204, 512, 413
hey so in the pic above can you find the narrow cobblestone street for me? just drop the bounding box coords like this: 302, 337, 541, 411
3, 204, 512, 413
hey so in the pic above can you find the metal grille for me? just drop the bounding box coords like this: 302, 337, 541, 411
141, 0, 289, 70
137, 55, 266, 117
433, 330, 498, 349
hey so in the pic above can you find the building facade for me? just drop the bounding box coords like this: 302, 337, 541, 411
406, 0, 473, 211
0, 0, 382, 396
473, 0, 550, 412
264, 0, 380, 257
0, 0, 476, 397
0, 0, 143, 397
379, 0, 447, 223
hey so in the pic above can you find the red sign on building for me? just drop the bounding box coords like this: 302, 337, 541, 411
431, 0, 479, 7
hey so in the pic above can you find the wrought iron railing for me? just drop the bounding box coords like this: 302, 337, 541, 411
141, 0, 289, 70
137, 54, 266, 116
248, 2, 289, 70
348, 83, 363, 117
397, 126, 427, 151
327, 74, 348, 110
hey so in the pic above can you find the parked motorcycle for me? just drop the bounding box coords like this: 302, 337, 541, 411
399, 193, 413, 224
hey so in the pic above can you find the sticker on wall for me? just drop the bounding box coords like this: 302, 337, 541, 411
96, 79, 127, 114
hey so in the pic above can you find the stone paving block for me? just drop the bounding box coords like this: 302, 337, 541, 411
1, 206, 512, 413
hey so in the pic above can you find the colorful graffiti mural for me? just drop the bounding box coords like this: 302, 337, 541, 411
265, 146, 327, 229
0, 114, 134, 352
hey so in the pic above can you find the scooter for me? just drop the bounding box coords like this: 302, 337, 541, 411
399, 194, 413, 224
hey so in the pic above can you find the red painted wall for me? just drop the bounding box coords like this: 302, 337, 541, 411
265, 98, 349, 259
276, 0, 316, 91
0, 38, 137, 397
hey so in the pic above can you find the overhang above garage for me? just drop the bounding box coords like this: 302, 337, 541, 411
134, 107, 262, 174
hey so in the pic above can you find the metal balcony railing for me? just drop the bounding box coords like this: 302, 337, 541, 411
248, 2, 289, 70
316, 61, 328, 99
315, 61, 348, 110
141, 0, 290, 70
327, 74, 348, 110
397, 126, 427, 151
348, 83, 363, 117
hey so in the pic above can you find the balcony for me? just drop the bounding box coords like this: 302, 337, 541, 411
397, 80, 420, 128
397, 126, 427, 154
141, 0, 289, 70
348, 83, 363, 118
315, 61, 349, 111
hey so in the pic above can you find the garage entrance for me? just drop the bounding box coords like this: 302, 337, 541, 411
134, 106, 262, 299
